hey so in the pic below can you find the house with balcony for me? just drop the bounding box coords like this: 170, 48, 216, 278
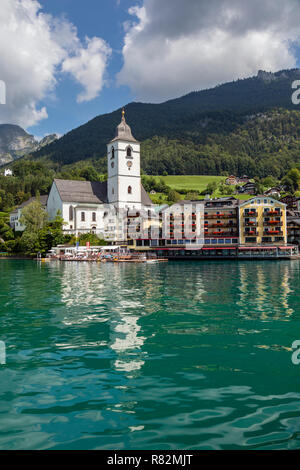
238, 196, 289, 256
203, 197, 239, 249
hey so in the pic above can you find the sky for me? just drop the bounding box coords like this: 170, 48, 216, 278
1, 0, 300, 140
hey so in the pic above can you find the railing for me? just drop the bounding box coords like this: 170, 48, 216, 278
263, 221, 283, 226
244, 221, 258, 227
244, 231, 258, 236
243, 211, 258, 217
204, 232, 238, 238
264, 230, 283, 236
209, 223, 237, 228
204, 214, 237, 219
264, 210, 282, 216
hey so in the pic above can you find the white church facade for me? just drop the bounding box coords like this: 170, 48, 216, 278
47, 110, 153, 241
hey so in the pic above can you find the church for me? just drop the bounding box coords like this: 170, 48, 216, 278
46, 110, 153, 240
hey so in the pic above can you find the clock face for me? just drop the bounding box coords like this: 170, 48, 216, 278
127, 161, 132, 169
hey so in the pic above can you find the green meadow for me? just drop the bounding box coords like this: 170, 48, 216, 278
154, 175, 225, 192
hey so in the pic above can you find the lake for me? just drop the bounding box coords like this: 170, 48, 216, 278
0, 259, 299, 450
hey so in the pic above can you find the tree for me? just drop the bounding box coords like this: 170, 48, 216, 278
185, 192, 199, 200
168, 190, 181, 203
20, 200, 48, 233
19, 201, 48, 256
38, 211, 66, 254
281, 168, 300, 193
78, 232, 107, 246
79, 166, 100, 181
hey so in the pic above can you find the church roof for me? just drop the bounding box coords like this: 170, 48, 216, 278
54, 179, 152, 206
54, 179, 108, 204
109, 109, 138, 143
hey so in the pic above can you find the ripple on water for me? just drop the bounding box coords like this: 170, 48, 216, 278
0, 260, 299, 449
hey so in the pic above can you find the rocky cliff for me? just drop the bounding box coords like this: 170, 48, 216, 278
0, 124, 57, 166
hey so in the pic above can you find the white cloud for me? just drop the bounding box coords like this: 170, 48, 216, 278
0, 0, 111, 128
62, 37, 111, 103
118, 0, 300, 102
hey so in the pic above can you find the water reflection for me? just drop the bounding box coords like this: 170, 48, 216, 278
52, 263, 152, 374
0, 260, 300, 449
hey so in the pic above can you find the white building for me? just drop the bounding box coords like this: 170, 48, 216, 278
47, 110, 153, 240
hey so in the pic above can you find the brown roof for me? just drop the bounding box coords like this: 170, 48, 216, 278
141, 185, 153, 206
18, 195, 48, 209
54, 179, 107, 204
54, 178, 152, 206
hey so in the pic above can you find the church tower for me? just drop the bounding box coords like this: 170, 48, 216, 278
107, 109, 142, 210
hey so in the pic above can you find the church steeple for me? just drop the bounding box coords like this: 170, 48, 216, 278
110, 108, 138, 143
107, 108, 141, 209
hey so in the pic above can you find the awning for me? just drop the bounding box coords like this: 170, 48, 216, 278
239, 246, 277, 250
202, 247, 237, 250
278, 246, 293, 250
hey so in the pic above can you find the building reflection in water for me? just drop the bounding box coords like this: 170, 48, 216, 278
237, 262, 294, 320
51, 263, 153, 375
49, 260, 297, 376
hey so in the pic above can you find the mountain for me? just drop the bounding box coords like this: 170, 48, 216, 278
0, 125, 58, 166
0, 125, 36, 165
29, 68, 300, 176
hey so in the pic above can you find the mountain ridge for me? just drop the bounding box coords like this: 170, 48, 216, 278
30, 68, 300, 168
0, 125, 58, 166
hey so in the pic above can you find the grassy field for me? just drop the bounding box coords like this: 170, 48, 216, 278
153, 175, 225, 192
149, 175, 253, 204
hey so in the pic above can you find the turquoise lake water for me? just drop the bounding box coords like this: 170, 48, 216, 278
0, 259, 300, 450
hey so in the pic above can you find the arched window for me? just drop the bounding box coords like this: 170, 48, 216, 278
111, 147, 115, 159
92, 212, 96, 222
128, 186, 132, 194
69, 206, 73, 221
112, 187, 114, 195
126, 147, 132, 157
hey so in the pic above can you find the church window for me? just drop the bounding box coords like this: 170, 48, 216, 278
69, 206, 73, 221
126, 147, 132, 157
111, 147, 115, 159
92, 212, 96, 222
112, 187, 114, 195
128, 186, 132, 194
81, 212, 85, 222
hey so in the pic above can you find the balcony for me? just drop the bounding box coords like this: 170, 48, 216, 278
205, 231, 238, 238
210, 223, 237, 228
264, 210, 282, 216
244, 221, 258, 227
243, 211, 258, 217
204, 213, 236, 219
264, 230, 283, 236
244, 230, 258, 236
263, 221, 283, 226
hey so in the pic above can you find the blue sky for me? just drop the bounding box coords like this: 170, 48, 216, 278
1, 0, 300, 140
33, 0, 141, 137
